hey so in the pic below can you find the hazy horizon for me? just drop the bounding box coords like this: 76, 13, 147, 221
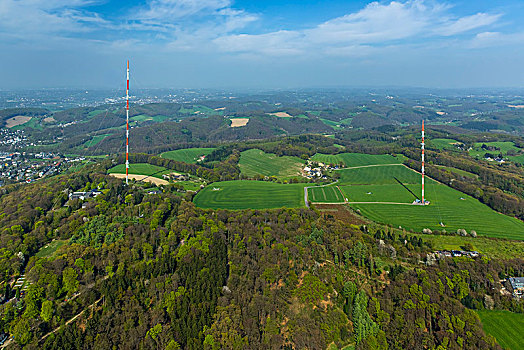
1, 0, 524, 89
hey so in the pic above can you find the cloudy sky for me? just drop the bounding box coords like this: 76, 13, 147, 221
1, 0, 524, 89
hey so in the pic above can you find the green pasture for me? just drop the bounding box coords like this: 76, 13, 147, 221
508, 153, 524, 165
83, 134, 112, 148
238, 149, 305, 179
429, 138, 462, 150
311, 153, 401, 167
194, 181, 307, 209
108, 163, 171, 179
131, 114, 170, 123
469, 141, 521, 158
88, 109, 105, 118
337, 165, 421, 185
35, 240, 68, 258
308, 186, 345, 203
341, 183, 420, 203
477, 310, 524, 350
161, 148, 216, 163
350, 181, 524, 240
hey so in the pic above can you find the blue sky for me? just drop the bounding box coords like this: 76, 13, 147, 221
1, 0, 524, 89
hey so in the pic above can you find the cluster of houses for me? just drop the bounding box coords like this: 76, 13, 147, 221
0, 129, 27, 149
435, 250, 480, 258
303, 161, 340, 179
0, 152, 86, 185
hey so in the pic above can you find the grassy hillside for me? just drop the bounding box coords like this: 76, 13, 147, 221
311, 153, 401, 167
469, 141, 521, 158
477, 310, 524, 350
238, 149, 305, 178
429, 138, 462, 150
107, 163, 171, 179
351, 180, 524, 240
161, 148, 216, 163
337, 164, 420, 185
194, 181, 307, 209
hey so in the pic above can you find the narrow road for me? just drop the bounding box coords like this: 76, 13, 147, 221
40, 297, 103, 342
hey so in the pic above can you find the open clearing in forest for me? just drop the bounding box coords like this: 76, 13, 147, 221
109, 173, 169, 185
239, 149, 304, 179
108, 163, 171, 182
311, 153, 401, 167
230, 118, 249, 127
5, 116, 32, 128
161, 148, 216, 163
268, 112, 292, 118
477, 310, 524, 350
194, 181, 307, 209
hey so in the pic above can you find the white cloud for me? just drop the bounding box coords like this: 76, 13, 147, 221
214, 0, 503, 57
437, 13, 501, 36
469, 31, 524, 48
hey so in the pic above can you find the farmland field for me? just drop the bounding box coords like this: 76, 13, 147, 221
350, 181, 524, 240
194, 181, 307, 209
311, 153, 401, 167
332, 162, 524, 240
477, 310, 524, 350
83, 133, 112, 148
238, 149, 304, 178
161, 148, 216, 163
107, 163, 171, 179
429, 138, 462, 150
341, 183, 420, 203
337, 164, 420, 185
469, 141, 521, 158
308, 186, 345, 203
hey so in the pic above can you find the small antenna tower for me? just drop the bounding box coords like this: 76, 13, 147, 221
421, 120, 425, 205
125, 60, 130, 185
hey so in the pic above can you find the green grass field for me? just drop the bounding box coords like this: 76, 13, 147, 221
238, 149, 305, 178
194, 181, 307, 209
161, 148, 216, 163
341, 183, 420, 203
108, 163, 171, 179
308, 186, 345, 203
83, 134, 112, 148
477, 310, 524, 350
311, 153, 401, 167
35, 240, 68, 258
337, 164, 420, 185
331, 163, 524, 240
350, 180, 524, 240
469, 141, 521, 158
429, 138, 462, 150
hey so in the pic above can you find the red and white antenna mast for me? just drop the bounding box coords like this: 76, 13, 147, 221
421, 120, 425, 205
125, 60, 130, 185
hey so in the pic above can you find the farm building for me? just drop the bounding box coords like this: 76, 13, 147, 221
506, 277, 524, 298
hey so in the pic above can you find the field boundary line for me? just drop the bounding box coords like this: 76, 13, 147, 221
347, 201, 413, 205
340, 164, 402, 170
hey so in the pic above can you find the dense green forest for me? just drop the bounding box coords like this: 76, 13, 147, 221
0, 154, 521, 349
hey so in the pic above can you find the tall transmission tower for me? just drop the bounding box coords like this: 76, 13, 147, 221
421, 120, 425, 205
126, 60, 130, 185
